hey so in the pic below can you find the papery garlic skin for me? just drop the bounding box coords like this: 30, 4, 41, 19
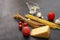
29, 6, 36, 14
26, 2, 40, 15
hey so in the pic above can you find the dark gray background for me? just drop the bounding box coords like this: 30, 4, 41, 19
0, 0, 60, 40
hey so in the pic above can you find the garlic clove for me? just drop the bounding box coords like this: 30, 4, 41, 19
41, 16, 44, 19
37, 12, 42, 17
55, 19, 60, 24
27, 18, 30, 20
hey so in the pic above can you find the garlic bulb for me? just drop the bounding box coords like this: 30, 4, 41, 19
55, 18, 60, 24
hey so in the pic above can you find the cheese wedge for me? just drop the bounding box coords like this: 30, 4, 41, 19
30, 26, 50, 38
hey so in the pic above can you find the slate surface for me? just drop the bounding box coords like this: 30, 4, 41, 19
0, 0, 60, 40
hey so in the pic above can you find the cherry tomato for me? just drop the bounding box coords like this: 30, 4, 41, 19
18, 25, 22, 30
48, 12, 55, 21
22, 27, 30, 36
18, 21, 22, 25
24, 23, 28, 26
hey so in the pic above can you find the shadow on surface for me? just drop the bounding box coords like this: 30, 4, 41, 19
33, 37, 49, 40
22, 36, 30, 40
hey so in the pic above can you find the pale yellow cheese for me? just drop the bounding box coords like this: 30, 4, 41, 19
30, 26, 50, 38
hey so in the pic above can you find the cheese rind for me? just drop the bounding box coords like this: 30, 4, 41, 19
30, 26, 50, 38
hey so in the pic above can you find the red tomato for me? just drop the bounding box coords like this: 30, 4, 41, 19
18, 25, 22, 30
24, 23, 28, 26
48, 12, 55, 21
18, 21, 22, 25
22, 27, 30, 36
